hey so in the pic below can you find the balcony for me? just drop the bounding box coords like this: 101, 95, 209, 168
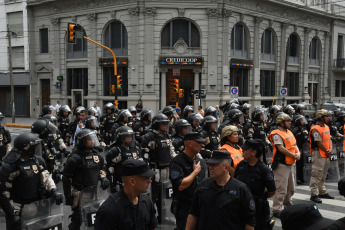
333, 58, 345, 71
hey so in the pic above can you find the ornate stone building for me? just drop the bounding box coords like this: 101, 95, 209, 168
26, 0, 336, 116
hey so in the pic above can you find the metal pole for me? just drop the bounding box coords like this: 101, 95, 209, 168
7, 24, 15, 123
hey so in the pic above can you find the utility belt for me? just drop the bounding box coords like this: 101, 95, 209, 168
170, 198, 191, 215
150, 162, 170, 169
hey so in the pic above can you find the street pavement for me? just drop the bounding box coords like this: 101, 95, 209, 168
2, 118, 345, 229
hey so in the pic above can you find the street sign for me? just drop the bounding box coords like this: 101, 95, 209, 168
230, 86, 239, 97
280, 88, 288, 96
56, 82, 62, 89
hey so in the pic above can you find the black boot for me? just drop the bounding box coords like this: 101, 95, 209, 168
310, 195, 322, 203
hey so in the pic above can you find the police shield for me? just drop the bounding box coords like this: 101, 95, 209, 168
303, 142, 313, 185
337, 141, 345, 177
20, 198, 64, 230
80, 185, 110, 229
327, 140, 340, 182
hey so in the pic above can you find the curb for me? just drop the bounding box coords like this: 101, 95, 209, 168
6, 124, 32, 128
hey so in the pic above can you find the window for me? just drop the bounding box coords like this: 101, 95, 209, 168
230, 68, 249, 97
7, 11, 23, 37
260, 70, 275, 96
67, 27, 87, 59
103, 67, 128, 97
287, 34, 299, 64
40, 28, 49, 53
286, 72, 299, 96
337, 35, 344, 67
335, 80, 340, 97
309, 37, 320, 66
11, 46, 24, 69
342, 81, 345, 97
261, 29, 275, 61
104, 21, 128, 57
67, 68, 88, 96
231, 24, 248, 59
161, 20, 200, 47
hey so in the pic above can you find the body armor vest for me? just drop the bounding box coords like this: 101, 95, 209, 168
149, 132, 171, 164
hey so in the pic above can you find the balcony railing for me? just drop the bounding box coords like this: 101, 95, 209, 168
334, 58, 345, 68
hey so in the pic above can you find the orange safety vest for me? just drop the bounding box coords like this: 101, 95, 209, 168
270, 129, 297, 165
309, 124, 331, 158
220, 144, 244, 168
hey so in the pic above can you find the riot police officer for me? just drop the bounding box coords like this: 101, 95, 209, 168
336, 111, 345, 147
0, 132, 63, 230
284, 105, 295, 118
132, 109, 153, 143
242, 103, 252, 124
268, 105, 281, 127
172, 119, 191, 155
128, 106, 137, 126
110, 109, 132, 142
162, 106, 176, 135
204, 106, 217, 117
200, 116, 220, 159
57, 105, 72, 144
106, 126, 142, 193
0, 112, 11, 160
235, 139, 276, 230
62, 129, 110, 229
219, 109, 245, 146
100, 103, 117, 145
187, 113, 203, 133
85, 115, 105, 147
182, 105, 194, 119
43, 114, 58, 127
39, 105, 56, 118
140, 114, 176, 223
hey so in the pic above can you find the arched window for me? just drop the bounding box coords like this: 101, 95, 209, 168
161, 19, 200, 47
309, 37, 321, 66
231, 23, 248, 59
287, 33, 299, 64
67, 26, 87, 59
104, 20, 128, 57
261, 29, 275, 61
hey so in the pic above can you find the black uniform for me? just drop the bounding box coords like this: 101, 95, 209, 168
65, 119, 79, 145
110, 122, 127, 142
292, 126, 309, 183
172, 134, 185, 155
200, 130, 220, 159
189, 177, 256, 230
0, 127, 11, 160
235, 160, 276, 230
95, 189, 157, 230
57, 116, 70, 142
169, 153, 206, 230
132, 120, 151, 143
100, 114, 116, 145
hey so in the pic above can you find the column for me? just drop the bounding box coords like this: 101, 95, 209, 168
221, 9, 231, 103
160, 69, 167, 109
206, 8, 219, 92
128, 7, 140, 96
253, 17, 263, 99
322, 31, 331, 101
302, 28, 312, 101
88, 13, 97, 97
143, 7, 155, 94
51, 17, 60, 97
279, 23, 289, 105
193, 69, 201, 110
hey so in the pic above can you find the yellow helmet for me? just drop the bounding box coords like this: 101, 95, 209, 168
315, 109, 330, 119
221, 125, 238, 139
275, 112, 292, 124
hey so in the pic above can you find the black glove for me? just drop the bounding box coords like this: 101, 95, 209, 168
64, 150, 71, 157
51, 188, 63, 205
101, 177, 110, 190
6, 212, 21, 230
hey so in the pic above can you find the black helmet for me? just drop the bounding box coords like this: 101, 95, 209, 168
230, 98, 242, 106
115, 126, 135, 147
31, 119, 58, 139
296, 104, 305, 114
43, 114, 58, 126
75, 106, 86, 115
284, 105, 295, 115
162, 106, 175, 117
337, 111, 345, 122
293, 115, 307, 126
201, 115, 218, 131
251, 109, 264, 122
183, 105, 194, 119
75, 129, 100, 150
128, 106, 136, 115
14, 132, 41, 157
141, 109, 154, 122
187, 113, 204, 125
88, 107, 97, 116
269, 105, 280, 115
204, 106, 217, 117
242, 103, 251, 112
151, 114, 170, 130
59, 105, 71, 117
228, 109, 243, 124
229, 103, 240, 110
174, 119, 191, 135
117, 109, 132, 123
85, 115, 99, 130
104, 102, 115, 113
42, 105, 56, 116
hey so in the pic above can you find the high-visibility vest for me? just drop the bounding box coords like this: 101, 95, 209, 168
270, 129, 297, 165
309, 124, 331, 158
220, 144, 244, 168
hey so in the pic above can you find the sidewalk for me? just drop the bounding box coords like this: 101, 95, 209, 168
5, 117, 36, 128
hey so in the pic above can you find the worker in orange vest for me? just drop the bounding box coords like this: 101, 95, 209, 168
220, 125, 244, 177
309, 109, 334, 204
269, 112, 300, 219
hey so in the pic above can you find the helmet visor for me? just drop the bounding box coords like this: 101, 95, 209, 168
62, 105, 72, 113
47, 122, 58, 133
87, 117, 99, 129
119, 131, 135, 147
122, 110, 132, 118
83, 131, 100, 148
194, 114, 204, 122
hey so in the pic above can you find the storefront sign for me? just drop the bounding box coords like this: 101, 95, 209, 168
230, 58, 253, 68
98, 57, 128, 66
231, 63, 253, 68
160, 57, 203, 66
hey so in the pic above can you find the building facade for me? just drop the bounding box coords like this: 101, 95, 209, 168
0, 0, 31, 117
26, 0, 337, 117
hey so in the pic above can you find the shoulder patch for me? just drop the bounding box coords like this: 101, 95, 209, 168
274, 135, 279, 141
267, 172, 274, 181
249, 199, 256, 211
170, 169, 180, 180
313, 131, 319, 138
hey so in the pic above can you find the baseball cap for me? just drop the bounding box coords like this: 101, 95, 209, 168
206, 150, 231, 164
280, 202, 334, 230
121, 159, 156, 177
184, 132, 205, 144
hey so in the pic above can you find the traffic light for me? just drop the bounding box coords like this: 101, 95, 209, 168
173, 79, 179, 93
67, 23, 77, 44
117, 75, 122, 89
109, 85, 115, 94
179, 89, 184, 98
